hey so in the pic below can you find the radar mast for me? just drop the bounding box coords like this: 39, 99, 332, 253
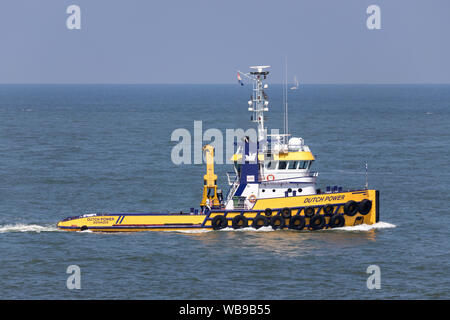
238, 65, 271, 145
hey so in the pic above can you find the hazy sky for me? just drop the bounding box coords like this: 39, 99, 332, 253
0, 0, 449, 84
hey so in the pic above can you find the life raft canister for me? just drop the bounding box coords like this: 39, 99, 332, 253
232, 215, 248, 229
252, 215, 268, 229
344, 200, 358, 216
329, 214, 345, 228
304, 206, 315, 218
310, 215, 325, 230
270, 215, 285, 230
358, 199, 372, 215
248, 195, 257, 203
289, 215, 306, 230
211, 215, 228, 230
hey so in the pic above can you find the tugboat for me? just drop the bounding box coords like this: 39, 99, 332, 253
57, 66, 379, 232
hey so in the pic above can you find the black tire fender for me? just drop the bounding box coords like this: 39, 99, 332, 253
310, 215, 326, 230
270, 215, 285, 230
322, 204, 334, 216
344, 200, 358, 216
252, 215, 268, 229
280, 207, 291, 219
289, 215, 305, 230
211, 215, 228, 230
232, 215, 248, 229
358, 199, 372, 215
304, 206, 315, 218
329, 214, 345, 228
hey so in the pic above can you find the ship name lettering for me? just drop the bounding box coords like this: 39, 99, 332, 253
86, 217, 114, 224
303, 195, 345, 203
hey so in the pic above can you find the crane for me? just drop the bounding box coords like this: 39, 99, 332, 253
200, 145, 221, 209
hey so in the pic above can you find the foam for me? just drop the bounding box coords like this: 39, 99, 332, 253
0, 223, 59, 233
169, 226, 274, 234
219, 226, 274, 232
334, 221, 396, 231
168, 229, 213, 234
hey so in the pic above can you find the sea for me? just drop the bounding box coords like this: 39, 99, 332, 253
0, 84, 448, 299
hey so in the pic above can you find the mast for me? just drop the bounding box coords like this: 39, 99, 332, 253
238, 66, 270, 144
284, 57, 289, 143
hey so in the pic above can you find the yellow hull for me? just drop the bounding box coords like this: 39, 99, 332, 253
56, 189, 379, 232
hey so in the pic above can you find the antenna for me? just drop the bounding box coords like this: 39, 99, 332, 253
365, 163, 369, 189
284, 56, 289, 143
282, 61, 285, 138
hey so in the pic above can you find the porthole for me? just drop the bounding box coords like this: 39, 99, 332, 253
287, 188, 292, 193
298, 188, 302, 193
262, 189, 265, 192
272, 189, 276, 192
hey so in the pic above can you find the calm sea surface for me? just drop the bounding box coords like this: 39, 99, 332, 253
0, 84, 449, 299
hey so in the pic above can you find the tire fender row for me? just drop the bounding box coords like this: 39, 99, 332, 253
208, 199, 372, 231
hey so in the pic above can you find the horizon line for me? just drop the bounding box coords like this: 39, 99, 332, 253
0, 82, 449, 86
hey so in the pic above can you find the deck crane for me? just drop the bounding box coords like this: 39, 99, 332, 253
200, 145, 221, 209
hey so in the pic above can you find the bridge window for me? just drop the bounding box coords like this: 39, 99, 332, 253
299, 161, 310, 169
288, 161, 298, 169
278, 161, 287, 170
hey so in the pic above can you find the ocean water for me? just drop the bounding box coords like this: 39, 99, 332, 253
0, 84, 449, 299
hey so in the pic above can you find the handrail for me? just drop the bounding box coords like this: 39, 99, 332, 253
259, 172, 319, 182
224, 177, 240, 204
226, 171, 238, 185
263, 171, 318, 177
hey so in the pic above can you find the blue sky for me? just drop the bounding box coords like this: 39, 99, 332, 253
0, 0, 449, 83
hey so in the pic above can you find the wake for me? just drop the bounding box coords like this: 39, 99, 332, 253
334, 221, 396, 231
0, 223, 60, 233
0, 222, 396, 234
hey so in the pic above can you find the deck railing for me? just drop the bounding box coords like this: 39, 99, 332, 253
226, 171, 238, 185
224, 177, 240, 205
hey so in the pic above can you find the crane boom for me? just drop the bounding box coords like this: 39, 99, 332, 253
200, 145, 220, 209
